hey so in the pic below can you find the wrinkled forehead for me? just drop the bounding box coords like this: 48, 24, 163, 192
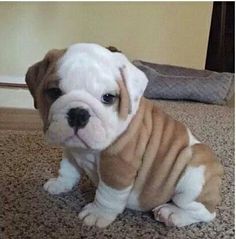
57, 44, 120, 94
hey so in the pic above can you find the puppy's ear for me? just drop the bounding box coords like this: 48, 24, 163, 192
25, 49, 65, 109
106, 46, 122, 53
114, 53, 148, 119
25, 60, 47, 109
117, 69, 131, 120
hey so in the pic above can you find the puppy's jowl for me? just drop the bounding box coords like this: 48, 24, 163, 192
26, 43, 223, 228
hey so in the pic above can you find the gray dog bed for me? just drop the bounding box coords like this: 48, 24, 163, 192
133, 60, 234, 105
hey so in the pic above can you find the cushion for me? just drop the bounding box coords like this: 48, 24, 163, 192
133, 60, 234, 105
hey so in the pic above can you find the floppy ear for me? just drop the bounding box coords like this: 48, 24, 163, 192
25, 49, 64, 109
25, 60, 47, 109
113, 53, 148, 117
117, 69, 131, 120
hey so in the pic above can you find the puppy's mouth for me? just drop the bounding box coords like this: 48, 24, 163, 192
63, 133, 90, 148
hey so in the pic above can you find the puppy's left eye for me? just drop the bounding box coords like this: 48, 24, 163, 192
45, 88, 62, 101
101, 93, 117, 105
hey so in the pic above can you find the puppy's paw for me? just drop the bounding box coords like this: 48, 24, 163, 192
153, 203, 190, 227
43, 178, 73, 195
79, 202, 117, 228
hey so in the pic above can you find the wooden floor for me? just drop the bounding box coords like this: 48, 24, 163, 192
0, 107, 42, 130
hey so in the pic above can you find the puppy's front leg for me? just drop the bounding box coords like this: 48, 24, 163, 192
44, 151, 81, 195
79, 180, 132, 228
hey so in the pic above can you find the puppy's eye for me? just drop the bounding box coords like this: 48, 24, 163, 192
45, 88, 62, 101
101, 93, 117, 105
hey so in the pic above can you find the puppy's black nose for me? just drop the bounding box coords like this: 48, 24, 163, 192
67, 107, 90, 132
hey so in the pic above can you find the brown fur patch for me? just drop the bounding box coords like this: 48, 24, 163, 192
190, 144, 224, 212
117, 68, 131, 120
137, 105, 189, 210
25, 49, 66, 130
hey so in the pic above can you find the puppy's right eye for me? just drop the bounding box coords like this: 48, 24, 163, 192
101, 93, 117, 105
45, 88, 62, 101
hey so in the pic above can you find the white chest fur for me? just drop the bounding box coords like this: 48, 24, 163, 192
68, 148, 141, 210
69, 149, 100, 186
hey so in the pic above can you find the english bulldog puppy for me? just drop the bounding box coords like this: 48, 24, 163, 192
26, 43, 223, 228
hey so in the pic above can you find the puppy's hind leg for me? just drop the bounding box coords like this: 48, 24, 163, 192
153, 143, 223, 227
153, 200, 216, 227
153, 165, 213, 227
44, 153, 81, 195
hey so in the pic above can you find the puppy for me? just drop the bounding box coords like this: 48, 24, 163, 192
26, 43, 223, 228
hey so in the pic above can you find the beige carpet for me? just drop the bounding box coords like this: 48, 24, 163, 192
0, 101, 234, 239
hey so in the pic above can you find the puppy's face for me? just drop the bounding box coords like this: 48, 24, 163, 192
26, 44, 148, 150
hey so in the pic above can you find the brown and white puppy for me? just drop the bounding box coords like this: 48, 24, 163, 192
26, 43, 223, 228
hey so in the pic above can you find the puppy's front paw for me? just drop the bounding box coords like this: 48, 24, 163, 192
79, 202, 117, 228
43, 178, 73, 195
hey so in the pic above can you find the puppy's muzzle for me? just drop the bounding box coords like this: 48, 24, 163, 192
67, 107, 90, 133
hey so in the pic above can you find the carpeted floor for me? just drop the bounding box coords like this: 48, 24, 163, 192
0, 100, 234, 239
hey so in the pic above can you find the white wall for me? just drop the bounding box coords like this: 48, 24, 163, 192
0, 2, 215, 109
0, 2, 213, 81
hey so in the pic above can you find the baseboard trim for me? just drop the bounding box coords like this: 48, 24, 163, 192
0, 75, 27, 88
0, 82, 28, 88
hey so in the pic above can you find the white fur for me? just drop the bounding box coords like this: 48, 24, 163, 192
111, 52, 148, 107
153, 165, 215, 227
69, 148, 99, 186
187, 128, 200, 146
78, 180, 132, 228
45, 43, 147, 150
44, 157, 81, 194
174, 165, 206, 205
127, 190, 142, 211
